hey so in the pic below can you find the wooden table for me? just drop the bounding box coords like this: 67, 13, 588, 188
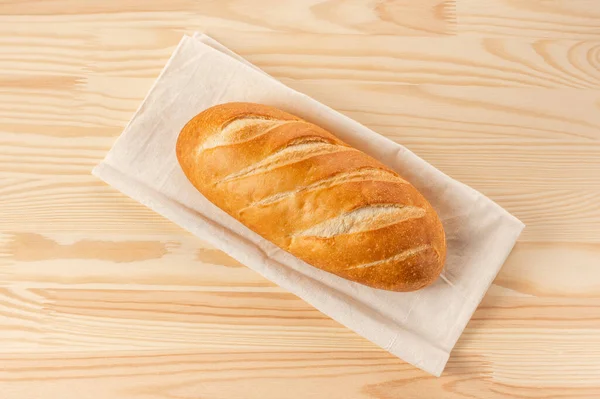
1, 1, 599, 398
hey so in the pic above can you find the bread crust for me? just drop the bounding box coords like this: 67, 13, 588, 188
176, 102, 446, 291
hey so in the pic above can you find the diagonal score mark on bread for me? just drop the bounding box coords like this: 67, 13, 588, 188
246, 168, 408, 210
219, 140, 356, 183
197, 117, 299, 152
346, 245, 431, 270
294, 204, 427, 238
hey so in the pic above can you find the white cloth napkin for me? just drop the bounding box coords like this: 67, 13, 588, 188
93, 33, 524, 376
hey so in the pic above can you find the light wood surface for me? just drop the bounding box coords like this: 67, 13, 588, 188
1, 1, 599, 398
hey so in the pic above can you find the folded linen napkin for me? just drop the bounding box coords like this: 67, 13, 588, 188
92, 33, 525, 376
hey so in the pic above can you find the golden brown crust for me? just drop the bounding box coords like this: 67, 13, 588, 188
176, 102, 446, 291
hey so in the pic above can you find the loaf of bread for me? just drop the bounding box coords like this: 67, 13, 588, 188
176, 103, 446, 291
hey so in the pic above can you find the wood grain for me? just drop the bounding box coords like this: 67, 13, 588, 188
1, 0, 600, 398
0, 0, 456, 36
457, 0, 600, 39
